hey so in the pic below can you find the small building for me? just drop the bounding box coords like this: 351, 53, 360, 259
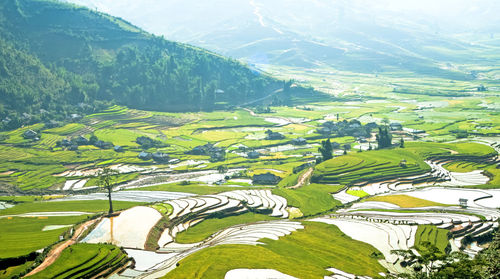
152, 152, 170, 162
23, 129, 38, 139
70, 114, 82, 121
114, 145, 124, 152
291, 137, 307, 146
247, 150, 261, 159
390, 123, 403, 131
138, 151, 152, 160
459, 198, 468, 208
265, 131, 285, 140
252, 172, 282, 185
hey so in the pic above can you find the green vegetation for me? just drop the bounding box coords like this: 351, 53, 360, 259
0, 200, 144, 216
346, 189, 369, 198
0, 260, 34, 279
131, 183, 264, 195
414, 225, 450, 254
164, 222, 386, 278
313, 142, 496, 186
0, 216, 88, 258
176, 212, 277, 243
0, 0, 306, 130
272, 184, 343, 216
26, 243, 130, 279
365, 195, 449, 208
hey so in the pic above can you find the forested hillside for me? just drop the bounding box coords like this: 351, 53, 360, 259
0, 0, 283, 130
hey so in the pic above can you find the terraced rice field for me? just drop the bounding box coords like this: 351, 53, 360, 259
364, 195, 449, 208
414, 225, 449, 253
25, 243, 131, 279
160, 222, 386, 279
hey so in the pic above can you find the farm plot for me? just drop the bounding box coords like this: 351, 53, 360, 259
401, 187, 500, 208
157, 189, 289, 247
25, 243, 131, 279
331, 207, 498, 256
225, 269, 298, 279
0, 216, 89, 259
313, 142, 496, 193
159, 222, 386, 279
311, 217, 416, 273
54, 190, 194, 203
354, 159, 493, 196
82, 206, 162, 249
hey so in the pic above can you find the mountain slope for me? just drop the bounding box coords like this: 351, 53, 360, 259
63, 0, 500, 79
0, 0, 284, 129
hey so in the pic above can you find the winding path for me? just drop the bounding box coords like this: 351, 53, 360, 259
289, 168, 313, 189
24, 219, 98, 277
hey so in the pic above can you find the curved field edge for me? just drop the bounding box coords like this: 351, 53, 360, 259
272, 184, 343, 217
175, 212, 277, 244
312, 142, 497, 186
0, 216, 89, 259
414, 225, 450, 254
364, 195, 449, 208
25, 243, 130, 279
163, 222, 387, 279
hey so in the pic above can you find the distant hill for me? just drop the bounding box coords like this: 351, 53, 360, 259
0, 0, 288, 130
64, 0, 500, 79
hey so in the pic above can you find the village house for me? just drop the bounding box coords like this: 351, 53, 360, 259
291, 137, 307, 145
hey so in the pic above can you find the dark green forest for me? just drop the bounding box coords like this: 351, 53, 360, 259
0, 0, 289, 130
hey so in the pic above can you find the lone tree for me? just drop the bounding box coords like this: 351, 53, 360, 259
376, 126, 392, 149
400, 137, 405, 148
318, 138, 333, 161
96, 167, 118, 216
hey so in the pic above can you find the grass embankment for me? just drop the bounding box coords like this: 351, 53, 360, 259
365, 195, 449, 208
312, 142, 497, 186
164, 222, 386, 279
313, 148, 429, 185
346, 189, 369, 198
0, 216, 88, 258
272, 184, 343, 217
0, 200, 145, 216
414, 225, 449, 254
176, 213, 277, 244
0, 260, 34, 279
25, 243, 129, 279
129, 183, 265, 195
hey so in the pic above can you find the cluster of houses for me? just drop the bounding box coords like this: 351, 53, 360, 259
185, 143, 226, 162
56, 135, 114, 151
138, 151, 170, 162
316, 120, 405, 142
317, 119, 376, 139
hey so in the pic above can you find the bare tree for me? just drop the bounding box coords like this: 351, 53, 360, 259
96, 167, 118, 215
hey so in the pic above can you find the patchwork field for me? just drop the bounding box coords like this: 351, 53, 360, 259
0, 38, 499, 279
